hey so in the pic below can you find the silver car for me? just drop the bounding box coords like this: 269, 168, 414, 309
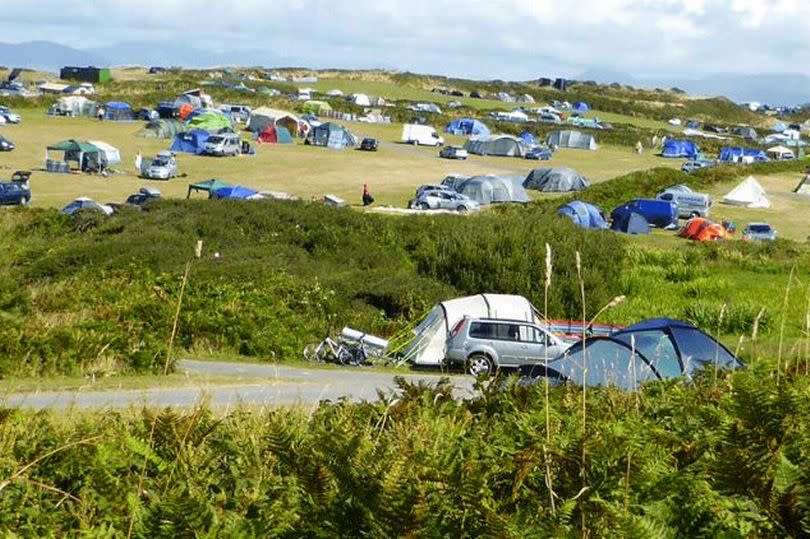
445, 317, 569, 375
743, 222, 777, 241
142, 152, 177, 180
411, 189, 480, 212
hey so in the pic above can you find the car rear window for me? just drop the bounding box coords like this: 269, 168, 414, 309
469, 322, 520, 341
748, 224, 771, 233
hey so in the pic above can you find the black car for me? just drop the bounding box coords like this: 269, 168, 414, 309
0, 134, 14, 151
359, 137, 379, 151
525, 147, 552, 160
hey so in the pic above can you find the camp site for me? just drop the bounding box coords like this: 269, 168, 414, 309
2, 4, 810, 536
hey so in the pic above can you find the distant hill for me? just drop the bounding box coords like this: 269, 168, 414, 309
0, 41, 108, 72
0, 40, 285, 71
578, 68, 810, 106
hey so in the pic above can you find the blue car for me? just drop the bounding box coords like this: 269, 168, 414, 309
525, 147, 552, 160
0, 181, 30, 205
611, 199, 678, 229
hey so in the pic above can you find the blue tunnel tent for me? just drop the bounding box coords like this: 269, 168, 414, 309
611, 211, 651, 235
445, 118, 490, 137
661, 139, 699, 158
519, 318, 744, 390
718, 147, 769, 163
308, 122, 356, 149
170, 129, 210, 154
557, 201, 608, 229
104, 101, 135, 121
518, 131, 537, 146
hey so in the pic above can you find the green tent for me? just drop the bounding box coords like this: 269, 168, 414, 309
186, 111, 232, 132
302, 100, 332, 115
137, 119, 190, 139
187, 179, 232, 198
45, 139, 102, 172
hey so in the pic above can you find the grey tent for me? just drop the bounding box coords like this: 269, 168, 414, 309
441, 175, 529, 205
733, 126, 759, 140
547, 130, 597, 150
463, 135, 530, 157
137, 119, 190, 139
523, 167, 590, 192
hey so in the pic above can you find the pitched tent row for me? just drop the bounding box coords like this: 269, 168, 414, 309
441, 175, 529, 205
463, 135, 531, 157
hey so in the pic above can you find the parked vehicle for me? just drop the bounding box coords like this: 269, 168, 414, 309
204, 133, 242, 156
538, 112, 562, 124
656, 187, 712, 218
359, 137, 379, 151
219, 104, 252, 123
445, 316, 569, 376
414, 184, 456, 198
525, 147, 552, 160
0, 181, 30, 205
411, 189, 480, 212
0, 134, 14, 151
61, 198, 114, 216
439, 146, 468, 160
401, 124, 444, 146
742, 222, 777, 241
681, 159, 716, 173
0, 106, 21, 124
125, 187, 162, 207
611, 199, 678, 229
142, 151, 177, 180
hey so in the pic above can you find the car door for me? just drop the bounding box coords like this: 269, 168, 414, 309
516, 324, 553, 365
494, 322, 522, 367
438, 192, 454, 210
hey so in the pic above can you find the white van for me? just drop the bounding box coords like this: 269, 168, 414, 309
204, 133, 242, 157
401, 124, 444, 146
656, 186, 712, 219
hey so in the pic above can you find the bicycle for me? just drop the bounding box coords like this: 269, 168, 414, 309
303, 337, 368, 366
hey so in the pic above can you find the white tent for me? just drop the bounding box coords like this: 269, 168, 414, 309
766, 145, 795, 160
722, 176, 771, 208
349, 93, 371, 107
401, 294, 538, 367
87, 140, 121, 165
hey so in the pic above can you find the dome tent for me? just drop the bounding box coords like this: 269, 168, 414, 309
257, 124, 293, 144
557, 201, 608, 229
523, 167, 589, 192
441, 175, 529, 205
661, 139, 699, 158
519, 318, 744, 390
445, 118, 490, 136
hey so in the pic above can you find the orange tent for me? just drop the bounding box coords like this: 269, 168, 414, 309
679, 217, 730, 242
178, 103, 195, 121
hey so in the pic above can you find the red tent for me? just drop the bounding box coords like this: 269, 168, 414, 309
258, 124, 278, 143
679, 217, 730, 242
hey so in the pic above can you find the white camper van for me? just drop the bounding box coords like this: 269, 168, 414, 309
401, 124, 444, 147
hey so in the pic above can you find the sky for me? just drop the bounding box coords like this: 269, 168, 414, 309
3, 0, 810, 82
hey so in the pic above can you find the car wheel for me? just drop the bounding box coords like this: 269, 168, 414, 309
690, 211, 700, 218
467, 354, 493, 376
21, 196, 30, 206
419, 202, 430, 210
457, 205, 467, 213
412, 140, 419, 146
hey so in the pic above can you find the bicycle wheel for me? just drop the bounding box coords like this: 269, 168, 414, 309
303, 343, 321, 363
336, 346, 354, 365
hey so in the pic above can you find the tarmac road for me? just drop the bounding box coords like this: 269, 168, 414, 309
1, 360, 476, 410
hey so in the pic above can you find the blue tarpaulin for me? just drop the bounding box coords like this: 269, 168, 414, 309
211, 185, 259, 199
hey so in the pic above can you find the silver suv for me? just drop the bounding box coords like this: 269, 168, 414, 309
445, 317, 569, 376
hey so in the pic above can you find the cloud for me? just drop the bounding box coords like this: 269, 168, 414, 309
3, 0, 810, 80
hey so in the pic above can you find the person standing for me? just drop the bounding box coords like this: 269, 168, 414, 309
362, 183, 374, 206
97, 106, 105, 121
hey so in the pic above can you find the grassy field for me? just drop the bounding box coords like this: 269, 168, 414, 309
0, 108, 681, 209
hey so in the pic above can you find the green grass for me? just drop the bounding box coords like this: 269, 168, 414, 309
2, 107, 680, 209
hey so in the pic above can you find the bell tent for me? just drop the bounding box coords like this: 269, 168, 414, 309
721, 176, 771, 208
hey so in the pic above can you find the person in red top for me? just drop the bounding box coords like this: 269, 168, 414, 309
362, 183, 375, 206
